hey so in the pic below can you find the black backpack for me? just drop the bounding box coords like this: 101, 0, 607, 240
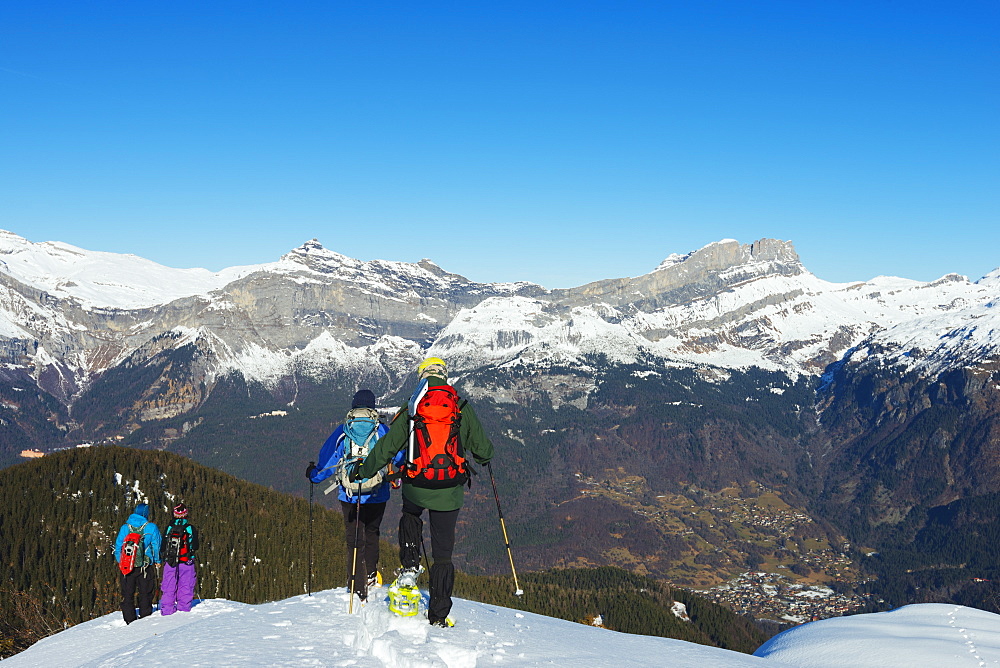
163, 521, 192, 567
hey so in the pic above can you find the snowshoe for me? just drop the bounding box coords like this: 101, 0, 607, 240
387, 582, 421, 616
386, 566, 423, 616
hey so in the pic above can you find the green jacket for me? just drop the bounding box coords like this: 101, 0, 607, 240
357, 377, 494, 511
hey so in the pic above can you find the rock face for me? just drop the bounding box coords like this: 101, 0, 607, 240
815, 344, 1000, 542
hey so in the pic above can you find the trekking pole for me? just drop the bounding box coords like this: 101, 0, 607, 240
418, 531, 432, 580
307, 467, 315, 596
153, 563, 161, 613
349, 474, 363, 614
487, 462, 524, 596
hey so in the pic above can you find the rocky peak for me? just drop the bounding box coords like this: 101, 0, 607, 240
656, 238, 802, 276
562, 238, 804, 308
280, 239, 351, 273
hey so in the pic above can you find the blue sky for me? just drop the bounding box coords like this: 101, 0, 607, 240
2, 1, 997, 288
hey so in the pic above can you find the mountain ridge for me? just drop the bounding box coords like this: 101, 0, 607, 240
4, 229, 998, 408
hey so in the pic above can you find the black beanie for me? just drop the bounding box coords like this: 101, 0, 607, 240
352, 389, 376, 409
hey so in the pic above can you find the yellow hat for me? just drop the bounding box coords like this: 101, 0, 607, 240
418, 357, 447, 377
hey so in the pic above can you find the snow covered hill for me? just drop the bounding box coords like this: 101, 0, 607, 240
2, 588, 998, 667
755, 603, 1000, 667
0, 229, 261, 310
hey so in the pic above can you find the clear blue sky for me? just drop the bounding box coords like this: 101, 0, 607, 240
2, 1, 998, 288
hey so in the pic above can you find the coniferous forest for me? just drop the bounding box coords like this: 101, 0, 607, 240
0, 446, 768, 658
0, 446, 346, 656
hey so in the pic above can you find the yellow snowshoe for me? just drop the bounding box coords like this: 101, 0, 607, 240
387, 582, 421, 617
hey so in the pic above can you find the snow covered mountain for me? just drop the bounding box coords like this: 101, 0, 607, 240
3, 229, 998, 409
3, 588, 998, 668
4, 229, 1000, 623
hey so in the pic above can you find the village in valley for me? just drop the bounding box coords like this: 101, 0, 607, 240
703, 569, 874, 624
576, 473, 876, 623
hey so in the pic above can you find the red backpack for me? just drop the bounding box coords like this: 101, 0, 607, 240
119, 522, 148, 575
405, 385, 470, 488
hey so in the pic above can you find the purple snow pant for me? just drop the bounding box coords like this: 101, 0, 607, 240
160, 561, 196, 615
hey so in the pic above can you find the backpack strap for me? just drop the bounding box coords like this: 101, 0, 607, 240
361, 426, 379, 451
127, 521, 149, 534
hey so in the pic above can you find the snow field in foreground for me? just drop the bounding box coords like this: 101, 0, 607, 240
1, 587, 775, 667
5, 588, 1000, 667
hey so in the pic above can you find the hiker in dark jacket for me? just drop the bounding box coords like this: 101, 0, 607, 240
308, 389, 404, 602
159, 503, 199, 615
113, 503, 162, 624
350, 357, 494, 626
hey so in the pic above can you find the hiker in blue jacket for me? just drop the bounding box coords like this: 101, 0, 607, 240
307, 389, 404, 602
113, 503, 162, 624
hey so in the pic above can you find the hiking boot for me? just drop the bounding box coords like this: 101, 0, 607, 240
366, 572, 380, 589
429, 616, 455, 628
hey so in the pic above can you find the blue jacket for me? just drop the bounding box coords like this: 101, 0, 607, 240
114, 506, 162, 567
309, 422, 402, 503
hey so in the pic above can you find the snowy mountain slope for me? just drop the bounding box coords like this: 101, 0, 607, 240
754, 603, 1000, 667
836, 273, 1000, 378
3, 588, 998, 667
431, 247, 997, 380
0, 229, 261, 310
0, 231, 545, 396
2, 229, 999, 412
0, 231, 537, 311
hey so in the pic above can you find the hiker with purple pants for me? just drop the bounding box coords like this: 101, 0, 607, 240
159, 503, 199, 614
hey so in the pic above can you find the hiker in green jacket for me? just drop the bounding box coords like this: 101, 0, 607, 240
349, 356, 493, 626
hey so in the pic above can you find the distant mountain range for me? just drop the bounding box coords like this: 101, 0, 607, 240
3, 228, 1000, 612
3, 230, 998, 399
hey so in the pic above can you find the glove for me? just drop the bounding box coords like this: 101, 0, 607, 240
305, 462, 317, 481
345, 458, 364, 483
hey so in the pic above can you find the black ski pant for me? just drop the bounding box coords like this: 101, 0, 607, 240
341, 500, 387, 599
120, 563, 156, 624
399, 496, 459, 622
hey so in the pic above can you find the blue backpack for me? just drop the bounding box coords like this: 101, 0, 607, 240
331, 407, 386, 495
